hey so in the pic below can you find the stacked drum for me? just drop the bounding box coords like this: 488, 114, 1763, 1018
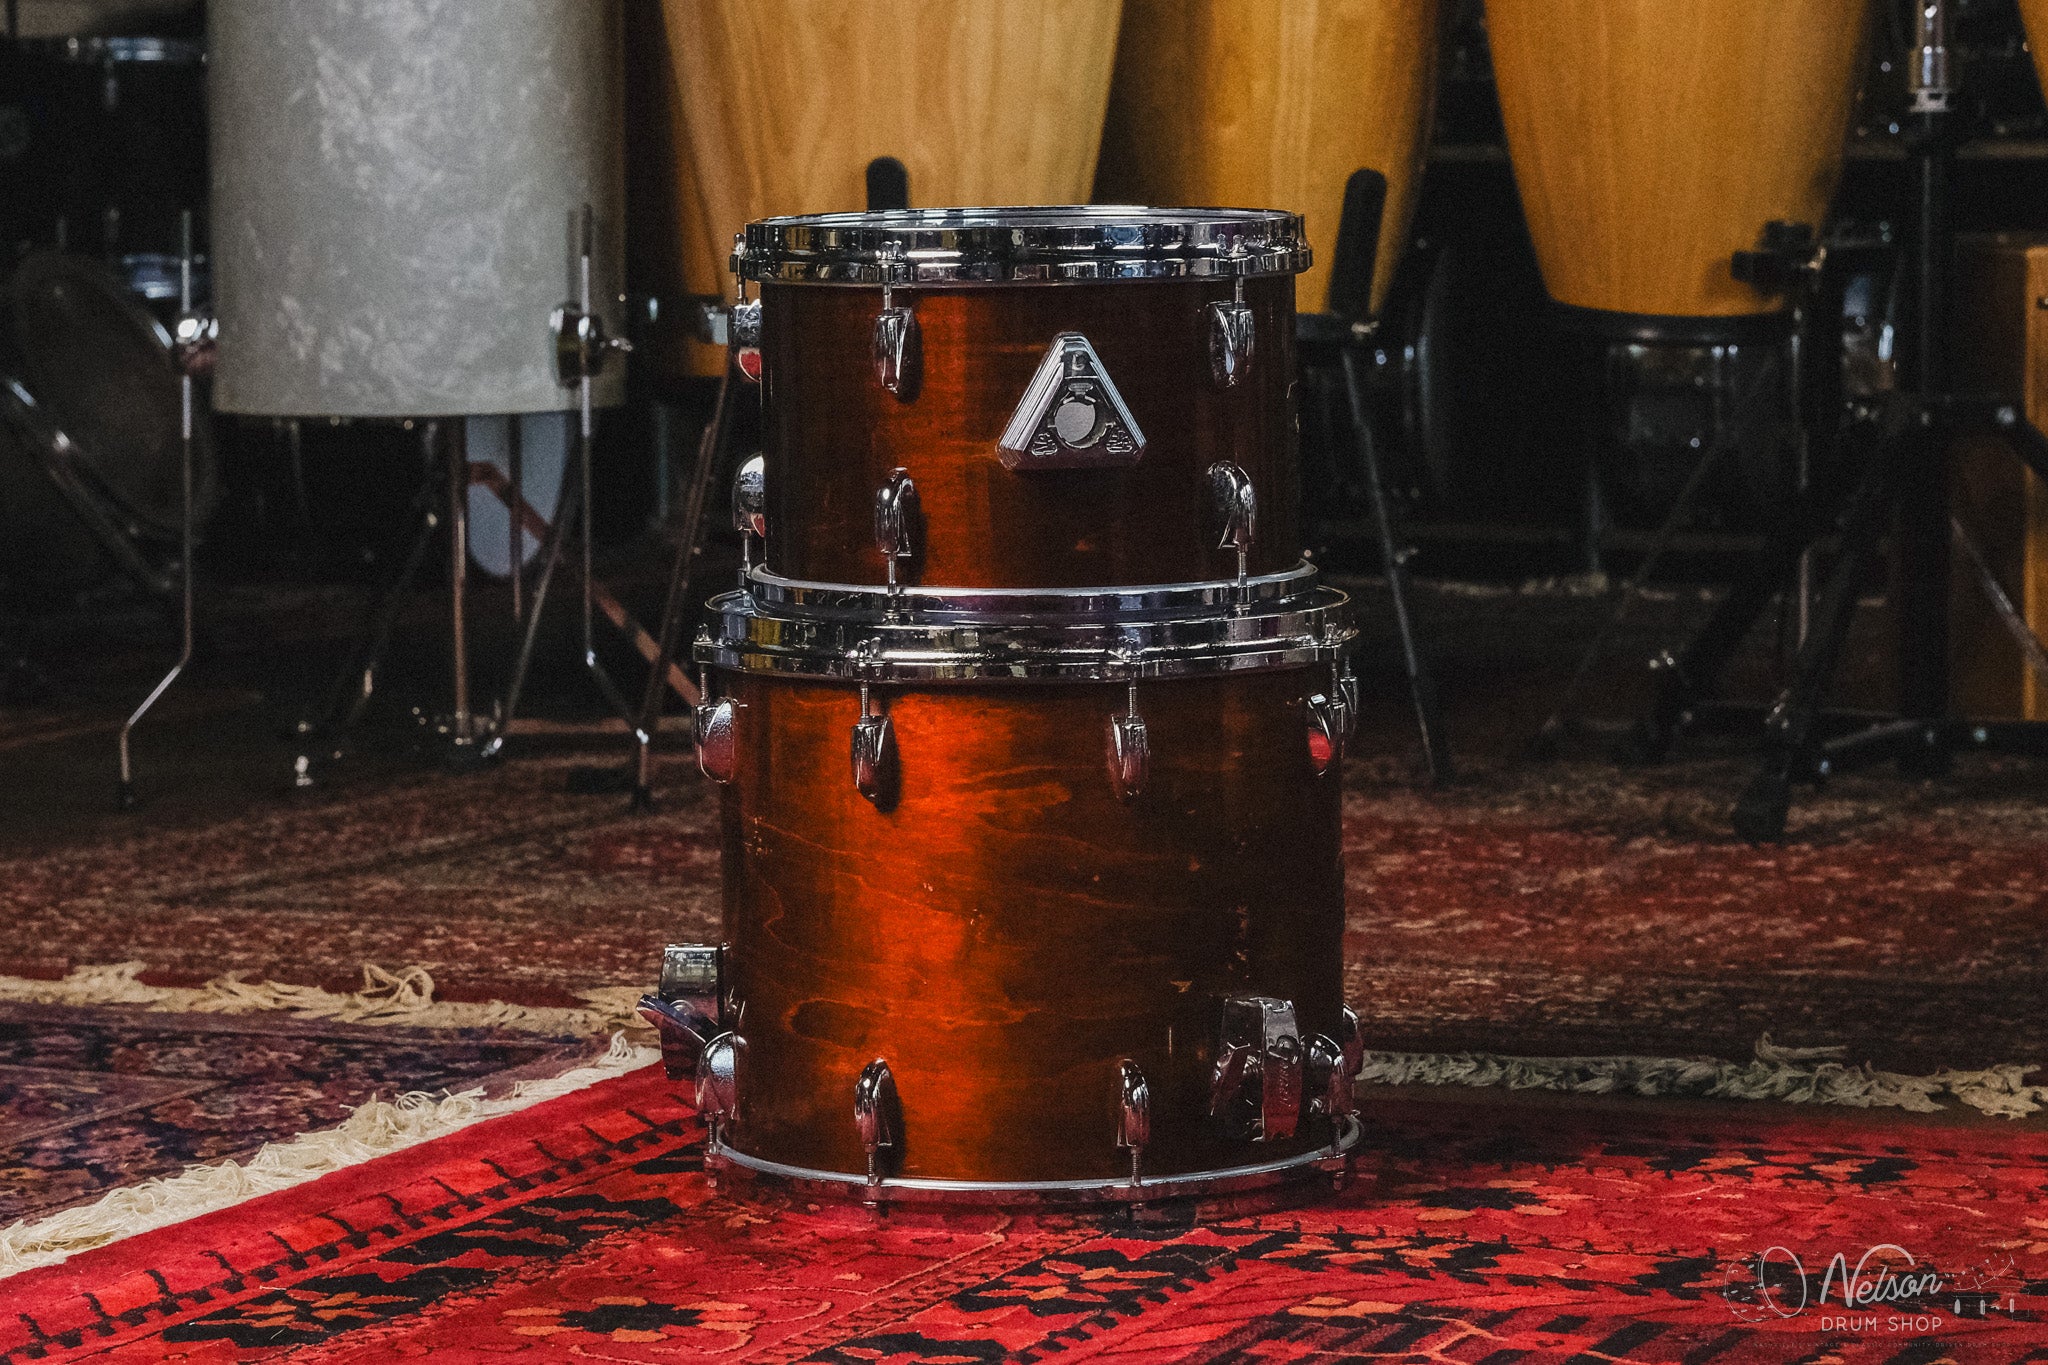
641, 207, 1365, 1204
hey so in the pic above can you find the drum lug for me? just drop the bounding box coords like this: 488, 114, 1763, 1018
1115, 1058, 1151, 1190
732, 453, 766, 581
873, 290, 921, 396
1107, 682, 1148, 802
1206, 296, 1255, 389
1306, 692, 1343, 775
1305, 1009, 1364, 1125
1207, 461, 1257, 599
1336, 664, 1361, 743
873, 467, 921, 601
851, 683, 897, 805
635, 942, 728, 1079
996, 332, 1146, 470
854, 1057, 901, 1199
730, 297, 762, 383
695, 1030, 743, 1145
1210, 996, 1304, 1142
695, 695, 738, 784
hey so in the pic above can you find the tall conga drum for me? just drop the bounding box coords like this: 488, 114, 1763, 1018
1485, 0, 1872, 340
642, 209, 1367, 1203
1093, 0, 1441, 316
635, 0, 1125, 379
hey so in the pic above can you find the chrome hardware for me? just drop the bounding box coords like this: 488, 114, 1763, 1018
735, 207, 1311, 286
1304, 1008, 1365, 1131
853, 1057, 900, 1197
851, 683, 896, 804
695, 1031, 742, 1142
731, 296, 762, 383
695, 695, 738, 784
997, 332, 1145, 471
1108, 681, 1148, 802
550, 295, 631, 385
697, 570, 1359, 686
1335, 664, 1361, 743
171, 309, 217, 380
873, 467, 920, 598
1306, 692, 1342, 775
1211, 997, 1305, 1142
1115, 1059, 1151, 1189
873, 288, 920, 396
636, 943, 727, 1079
1207, 287, 1254, 389
733, 454, 767, 580
1207, 461, 1257, 598
1909, 0, 1952, 113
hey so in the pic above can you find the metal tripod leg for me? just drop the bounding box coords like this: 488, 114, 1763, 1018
1340, 346, 1451, 785
117, 359, 195, 809
292, 464, 441, 786
480, 462, 578, 763
632, 364, 734, 807
1733, 421, 1913, 841
1533, 432, 1735, 761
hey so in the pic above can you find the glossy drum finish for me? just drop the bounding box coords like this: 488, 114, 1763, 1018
706, 665, 1348, 1186
755, 275, 1300, 588
1486, 0, 1871, 325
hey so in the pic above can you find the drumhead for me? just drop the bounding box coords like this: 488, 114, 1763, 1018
735, 206, 1310, 284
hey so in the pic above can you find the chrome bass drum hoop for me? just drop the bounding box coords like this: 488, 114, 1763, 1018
735, 206, 1312, 285
707, 1117, 1361, 1205
695, 584, 1357, 684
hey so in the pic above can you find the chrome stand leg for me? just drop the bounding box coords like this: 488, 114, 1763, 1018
117, 214, 202, 811
480, 467, 577, 763
444, 420, 476, 748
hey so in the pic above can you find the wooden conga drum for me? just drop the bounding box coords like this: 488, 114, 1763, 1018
642, 209, 1365, 1203
1093, 0, 1441, 315
1485, 0, 1872, 338
635, 0, 1124, 379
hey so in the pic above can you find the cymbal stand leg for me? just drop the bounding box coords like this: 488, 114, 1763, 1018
118, 212, 200, 810
480, 465, 576, 763
1340, 345, 1451, 785
632, 363, 733, 807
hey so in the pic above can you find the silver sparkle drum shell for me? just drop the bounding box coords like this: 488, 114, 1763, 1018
208, 0, 626, 417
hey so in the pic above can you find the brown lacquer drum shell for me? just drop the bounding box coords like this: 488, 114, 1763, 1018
712, 666, 1347, 1185
758, 277, 1299, 589
745, 205, 1302, 589
1485, 0, 1872, 326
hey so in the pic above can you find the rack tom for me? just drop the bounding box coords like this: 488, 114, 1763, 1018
735, 208, 1310, 590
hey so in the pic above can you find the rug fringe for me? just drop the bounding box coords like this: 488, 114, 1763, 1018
1360, 1034, 2048, 1119
0, 961, 646, 1037
0, 1033, 658, 1280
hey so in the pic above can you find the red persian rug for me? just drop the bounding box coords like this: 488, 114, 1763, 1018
4, 1065, 2044, 1364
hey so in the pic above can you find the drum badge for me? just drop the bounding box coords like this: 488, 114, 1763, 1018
997, 332, 1146, 470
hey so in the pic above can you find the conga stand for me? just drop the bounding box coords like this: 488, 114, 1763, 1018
1299, 169, 1452, 785
1638, 0, 2048, 838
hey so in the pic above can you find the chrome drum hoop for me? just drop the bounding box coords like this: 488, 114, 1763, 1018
706, 1117, 1361, 1206
695, 585, 1357, 684
734, 206, 1311, 286
746, 562, 1322, 620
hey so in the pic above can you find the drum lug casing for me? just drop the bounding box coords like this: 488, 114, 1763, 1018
873, 468, 921, 597
1304, 1007, 1365, 1125
636, 942, 729, 1079
695, 1030, 743, 1145
1306, 692, 1343, 775
730, 297, 762, 382
872, 297, 921, 397
1210, 996, 1305, 1142
1206, 461, 1257, 596
1115, 1058, 1151, 1189
1107, 679, 1148, 801
1206, 297, 1255, 388
851, 684, 897, 805
854, 1058, 901, 1200
695, 696, 738, 784
732, 453, 766, 581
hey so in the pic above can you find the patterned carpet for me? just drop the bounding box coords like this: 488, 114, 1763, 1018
0, 1002, 586, 1226
3, 1063, 2042, 1363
